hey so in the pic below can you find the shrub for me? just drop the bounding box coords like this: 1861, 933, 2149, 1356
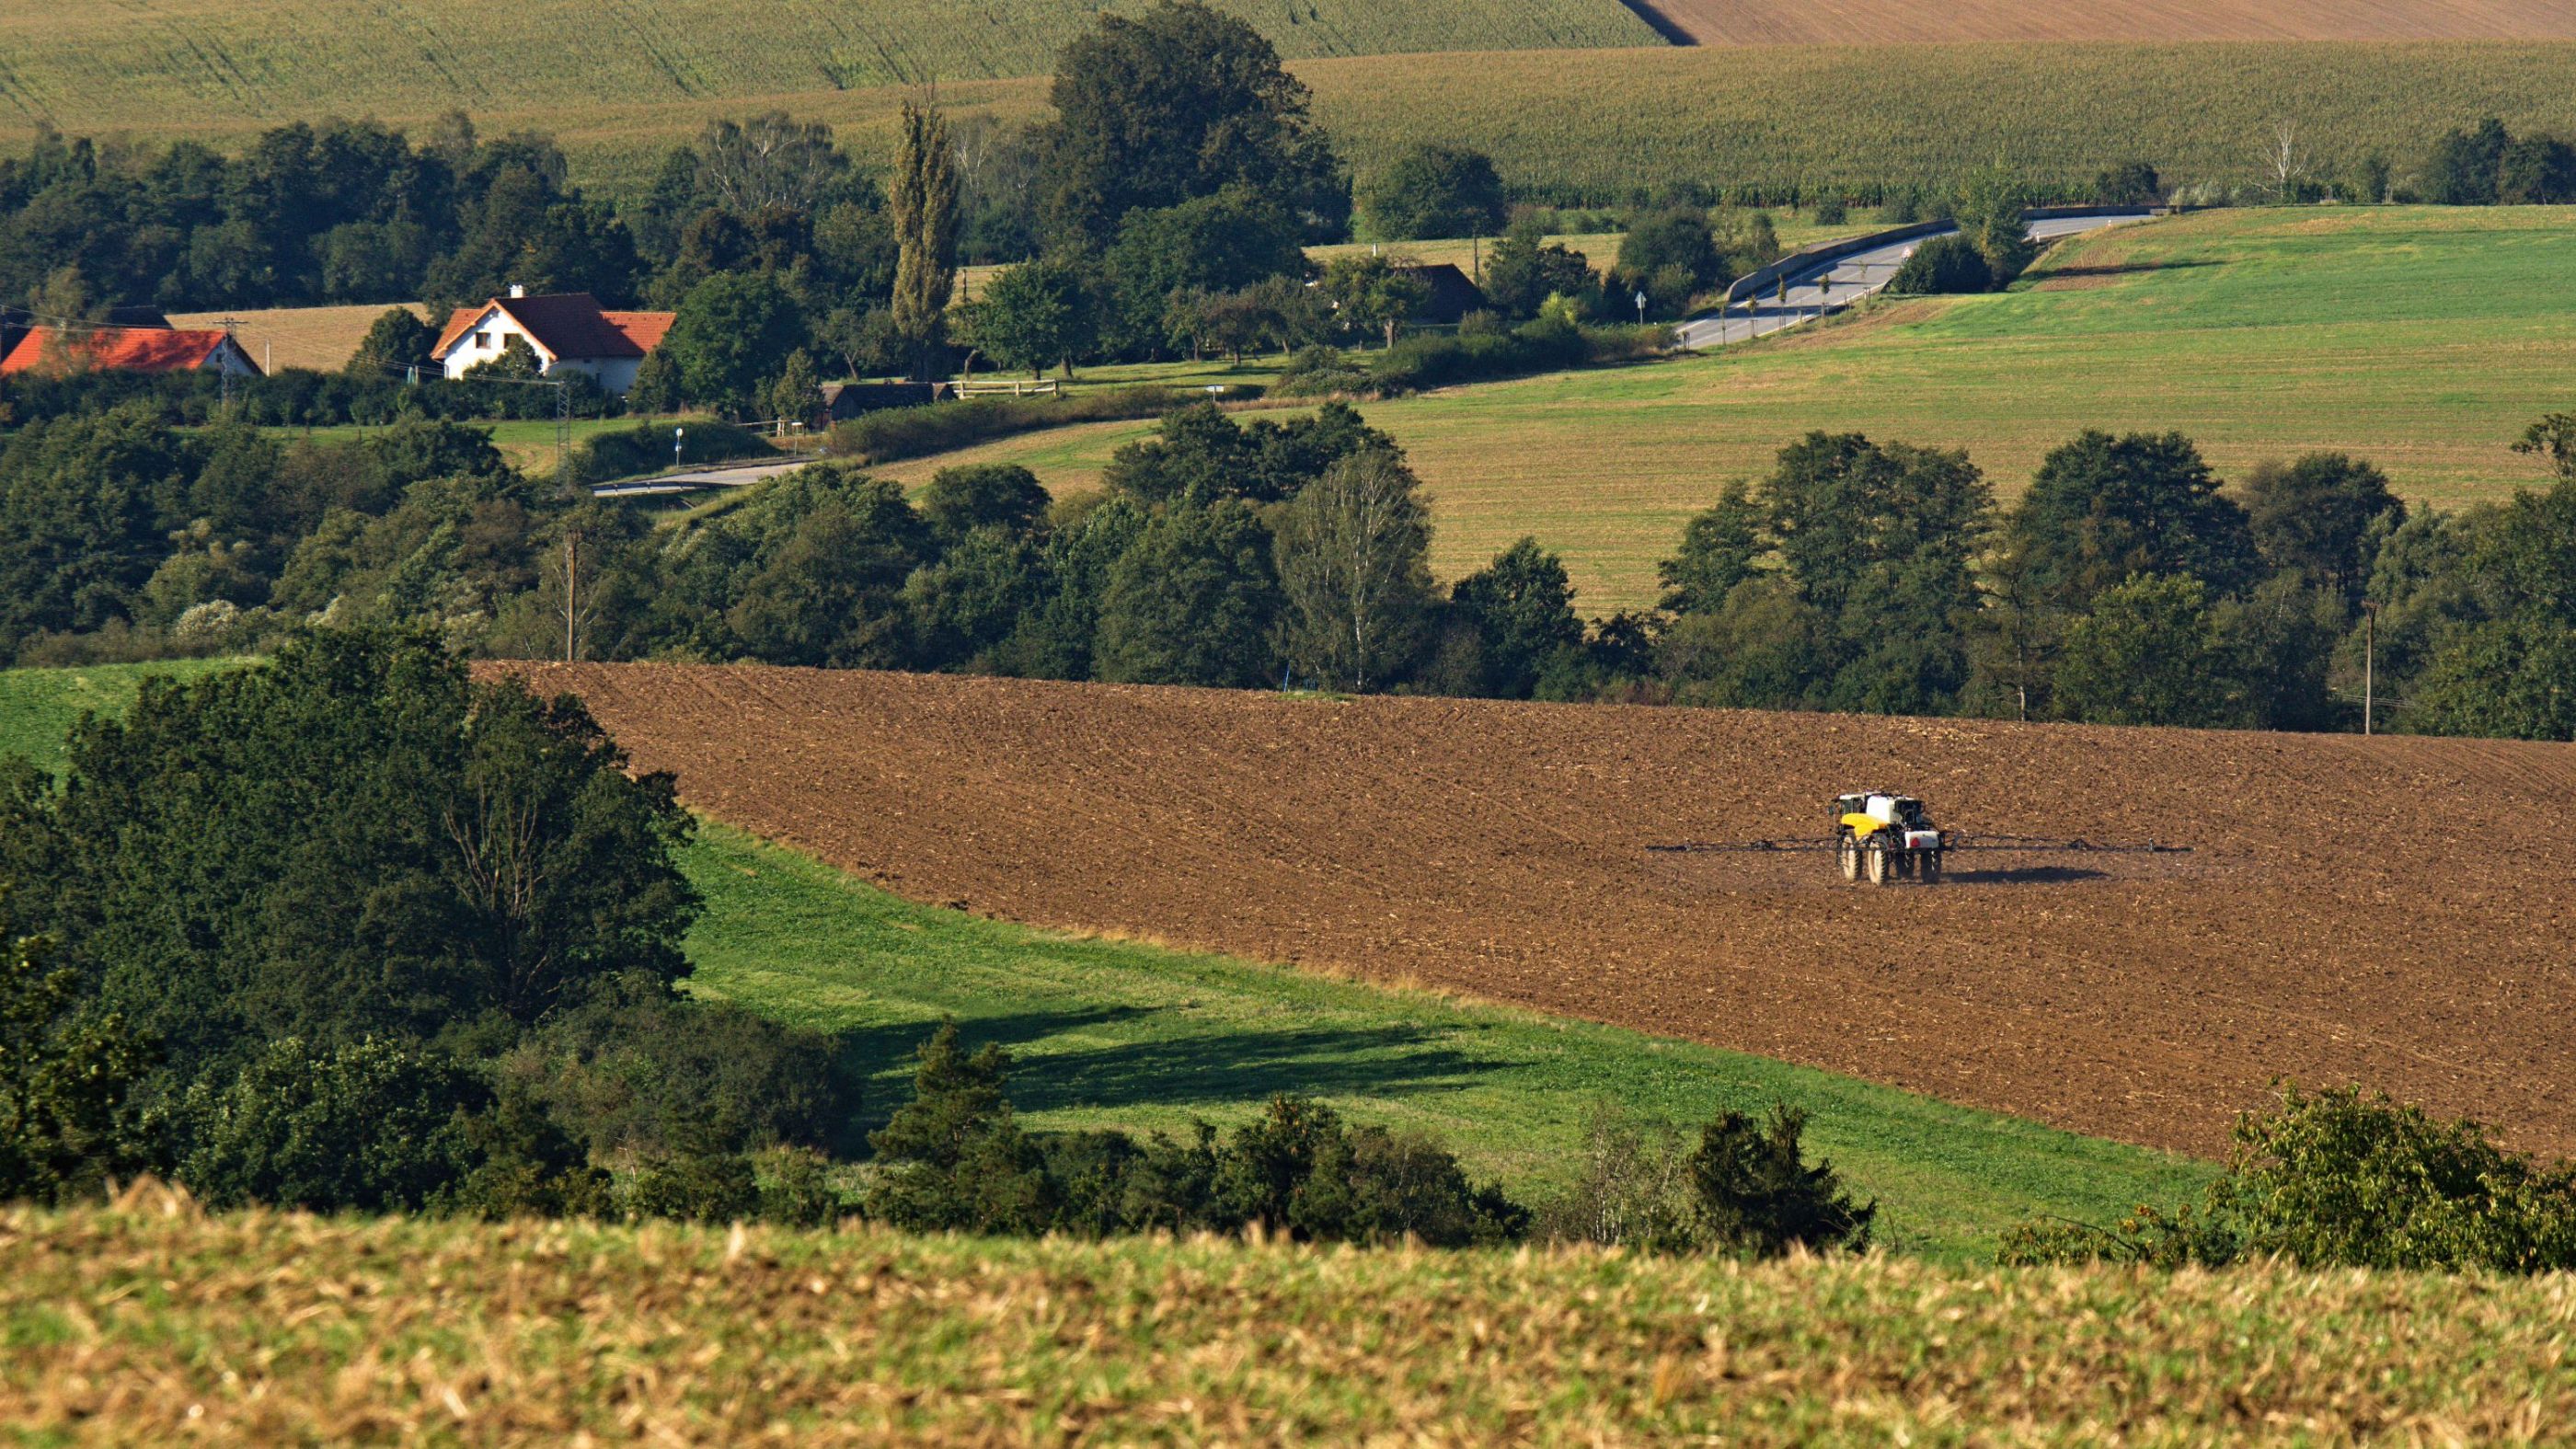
1885, 234, 1993, 295
1689, 1104, 1877, 1257
1539, 1111, 1710, 1254
1811, 195, 1849, 224
0, 907, 155, 1205
176, 1037, 481, 1213
1270, 345, 1379, 398
1282, 319, 1665, 399
2001, 1086, 2576, 1272
572, 419, 774, 484
861, 1025, 1528, 1246
1539, 1104, 1875, 1257
826, 388, 1201, 466
509, 978, 859, 1159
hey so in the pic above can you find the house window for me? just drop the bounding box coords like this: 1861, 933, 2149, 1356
476, 330, 493, 349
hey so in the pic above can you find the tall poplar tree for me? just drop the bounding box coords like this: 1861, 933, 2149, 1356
890, 99, 960, 380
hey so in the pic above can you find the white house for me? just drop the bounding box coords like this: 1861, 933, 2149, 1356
431, 287, 673, 394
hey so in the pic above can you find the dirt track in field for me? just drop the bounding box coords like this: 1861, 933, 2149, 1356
501, 663, 2576, 1157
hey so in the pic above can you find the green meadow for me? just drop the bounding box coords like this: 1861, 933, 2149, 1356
880, 205, 2576, 612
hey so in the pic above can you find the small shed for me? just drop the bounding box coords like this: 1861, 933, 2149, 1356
820, 381, 947, 421
1396, 263, 1488, 325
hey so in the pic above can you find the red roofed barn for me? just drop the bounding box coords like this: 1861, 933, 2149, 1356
0, 326, 262, 378
433, 287, 673, 395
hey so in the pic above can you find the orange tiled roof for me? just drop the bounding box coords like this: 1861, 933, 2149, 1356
431, 305, 490, 361
602, 310, 674, 352
0, 326, 250, 375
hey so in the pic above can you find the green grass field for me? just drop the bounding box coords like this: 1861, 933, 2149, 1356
679, 823, 2211, 1260
0, 659, 239, 770
880, 205, 2576, 613
10, 1201, 2570, 1443
0, 662, 2211, 1259
11, 39, 2576, 204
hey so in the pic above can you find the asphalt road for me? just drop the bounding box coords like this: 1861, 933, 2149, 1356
592, 455, 818, 499
1673, 213, 2151, 351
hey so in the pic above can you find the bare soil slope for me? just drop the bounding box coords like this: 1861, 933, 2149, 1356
1641, 0, 2576, 43
507, 663, 2576, 1157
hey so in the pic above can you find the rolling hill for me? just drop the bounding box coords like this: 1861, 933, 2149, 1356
874, 206, 2576, 612
501, 660, 2576, 1162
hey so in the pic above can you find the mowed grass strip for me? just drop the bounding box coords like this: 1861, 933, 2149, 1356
0, 663, 2213, 1258
878, 206, 2576, 613
9, 1198, 2575, 1443
14, 40, 2576, 203
683, 824, 2211, 1260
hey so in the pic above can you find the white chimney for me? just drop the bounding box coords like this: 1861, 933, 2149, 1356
508, 283, 525, 298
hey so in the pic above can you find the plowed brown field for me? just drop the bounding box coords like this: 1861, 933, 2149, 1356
1641, 0, 2576, 43
502, 663, 2576, 1158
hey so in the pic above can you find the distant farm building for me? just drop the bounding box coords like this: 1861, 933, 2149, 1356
431, 288, 673, 394
1397, 263, 1488, 325
0, 324, 260, 378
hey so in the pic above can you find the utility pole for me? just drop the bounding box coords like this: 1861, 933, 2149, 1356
2362, 602, 2377, 736
554, 377, 572, 497
561, 527, 582, 663
220, 316, 240, 418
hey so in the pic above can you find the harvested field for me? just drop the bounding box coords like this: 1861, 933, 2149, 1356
1640, 0, 2576, 44
504, 662, 2576, 1159
167, 302, 423, 374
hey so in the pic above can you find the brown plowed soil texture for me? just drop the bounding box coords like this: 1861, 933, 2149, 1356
500, 662, 2576, 1158
1637, 0, 2576, 44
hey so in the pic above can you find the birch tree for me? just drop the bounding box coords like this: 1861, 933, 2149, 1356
1275, 450, 1437, 691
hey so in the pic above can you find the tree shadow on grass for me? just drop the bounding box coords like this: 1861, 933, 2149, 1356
833, 1011, 1503, 1135
2034, 259, 2226, 281
1010, 1023, 1503, 1116
830, 1006, 1156, 1087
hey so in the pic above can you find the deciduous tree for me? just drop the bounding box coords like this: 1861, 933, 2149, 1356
1274, 449, 1437, 691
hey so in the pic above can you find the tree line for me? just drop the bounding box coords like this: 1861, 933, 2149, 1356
6, 390, 2573, 742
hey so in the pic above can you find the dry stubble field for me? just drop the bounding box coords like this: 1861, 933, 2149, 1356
503, 661, 2576, 1161
14, 1190, 2576, 1443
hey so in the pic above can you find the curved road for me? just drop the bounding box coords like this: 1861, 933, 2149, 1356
595, 214, 2152, 497
1675, 213, 2152, 350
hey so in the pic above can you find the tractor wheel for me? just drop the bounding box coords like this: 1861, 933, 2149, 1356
1866, 842, 1892, 885
1838, 834, 1861, 881
1921, 851, 1942, 884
